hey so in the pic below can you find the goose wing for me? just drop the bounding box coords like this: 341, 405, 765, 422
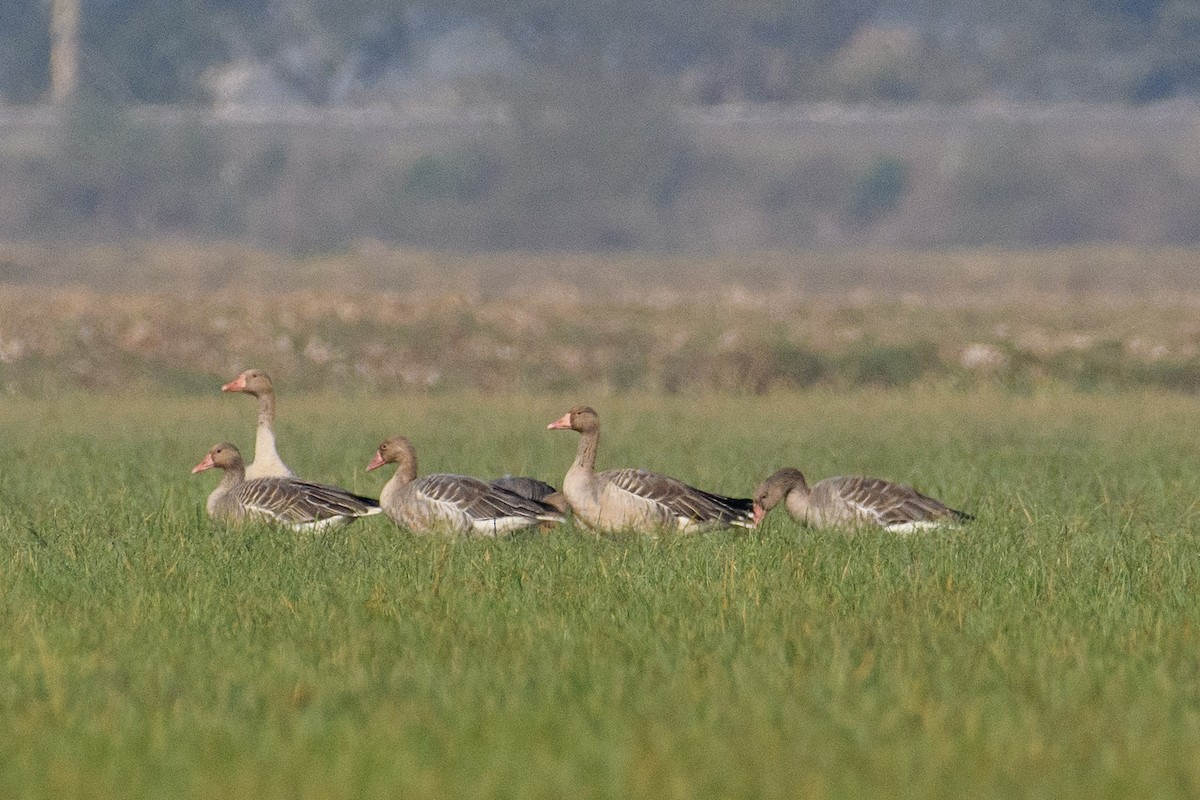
418, 474, 566, 524
603, 468, 755, 528
826, 476, 971, 527
236, 477, 381, 527
489, 476, 560, 503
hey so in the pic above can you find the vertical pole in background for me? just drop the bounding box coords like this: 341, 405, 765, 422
50, 0, 81, 103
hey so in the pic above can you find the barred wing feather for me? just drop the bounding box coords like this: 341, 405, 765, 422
826, 476, 972, 529
416, 474, 566, 525
604, 468, 755, 528
235, 477, 382, 530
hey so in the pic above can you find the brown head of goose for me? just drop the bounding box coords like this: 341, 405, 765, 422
221, 368, 295, 479
366, 436, 566, 537
192, 442, 381, 531
547, 405, 755, 533
753, 467, 973, 532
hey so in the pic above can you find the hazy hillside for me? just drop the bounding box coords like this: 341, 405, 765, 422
2, 100, 1199, 251
3, 0, 1197, 251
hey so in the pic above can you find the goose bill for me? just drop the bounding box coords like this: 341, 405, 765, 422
191, 453, 216, 474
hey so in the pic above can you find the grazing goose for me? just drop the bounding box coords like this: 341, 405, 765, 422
221, 368, 295, 479
366, 436, 566, 536
192, 442, 381, 531
752, 467, 973, 532
547, 405, 755, 533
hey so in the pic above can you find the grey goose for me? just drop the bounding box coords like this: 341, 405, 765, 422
366, 436, 566, 536
221, 368, 295, 479
753, 467, 973, 532
222, 367, 555, 502
547, 405, 755, 533
192, 442, 381, 531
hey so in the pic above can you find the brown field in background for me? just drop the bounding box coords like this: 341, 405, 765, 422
1, 241, 1198, 394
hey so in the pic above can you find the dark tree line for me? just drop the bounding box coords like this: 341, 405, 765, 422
2, 0, 1199, 105
5, 0, 1200, 251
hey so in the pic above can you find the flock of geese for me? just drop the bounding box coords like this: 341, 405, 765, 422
192, 369, 974, 536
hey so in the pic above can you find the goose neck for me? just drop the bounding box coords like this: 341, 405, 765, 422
571, 428, 599, 474
256, 392, 276, 428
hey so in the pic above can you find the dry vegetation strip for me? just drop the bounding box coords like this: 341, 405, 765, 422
1, 243, 1199, 394
3, 241, 1200, 295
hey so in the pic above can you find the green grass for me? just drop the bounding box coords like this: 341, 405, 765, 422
1, 389, 1200, 799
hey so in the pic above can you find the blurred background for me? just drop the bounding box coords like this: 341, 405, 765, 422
2, 0, 1200, 253
2, 0, 1200, 396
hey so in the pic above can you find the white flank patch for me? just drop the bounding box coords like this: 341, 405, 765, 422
289, 515, 354, 533
469, 516, 539, 536
883, 520, 945, 534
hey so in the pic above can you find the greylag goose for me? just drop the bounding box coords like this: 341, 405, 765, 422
221, 368, 295, 479
192, 442, 381, 531
752, 467, 973, 532
366, 436, 566, 536
547, 405, 755, 533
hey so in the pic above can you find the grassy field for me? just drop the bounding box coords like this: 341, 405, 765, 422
1, 388, 1199, 799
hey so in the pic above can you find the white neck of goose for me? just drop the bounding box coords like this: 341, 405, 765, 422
252, 392, 286, 467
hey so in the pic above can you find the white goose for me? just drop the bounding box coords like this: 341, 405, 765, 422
192, 442, 381, 531
547, 405, 755, 533
752, 467, 973, 532
221, 368, 295, 479
366, 436, 566, 536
